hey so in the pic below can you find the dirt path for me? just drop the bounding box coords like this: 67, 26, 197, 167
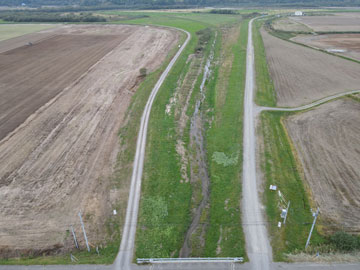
114, 28, 190, 270
0, 25, 179, 256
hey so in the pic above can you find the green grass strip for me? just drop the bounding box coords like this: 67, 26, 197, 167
203, 20, 248, 258
260, 111, 324, 261
253, 19, 276, 107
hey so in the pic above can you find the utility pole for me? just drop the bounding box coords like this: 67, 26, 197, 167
78, 211, 90, 252
305, 207, 320, 249
70, 225, 79, 249
283, 201, 290, 225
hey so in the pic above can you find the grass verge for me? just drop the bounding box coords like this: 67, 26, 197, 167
253, 19, 276, 107
203, 20, 249, 258
259, 110, 325, 261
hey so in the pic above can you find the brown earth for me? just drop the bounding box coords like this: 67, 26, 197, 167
261, 28, 360, 107
0, 24, 179, 256
292, 13, 360, 32
285, 98, 360, 233
292, 33, 360, 61
272, 17, 311, 32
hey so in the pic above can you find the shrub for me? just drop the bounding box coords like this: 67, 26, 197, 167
330, 231, 360, 251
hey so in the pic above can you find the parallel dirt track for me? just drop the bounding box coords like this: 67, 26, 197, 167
261, 28, 360, 107
0, 25, 179, 256
285, 98, 360, 233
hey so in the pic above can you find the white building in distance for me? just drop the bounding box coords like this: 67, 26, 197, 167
294, 11, 303, 16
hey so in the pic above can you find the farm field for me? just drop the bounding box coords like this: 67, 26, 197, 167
260, 27, 360, 107
272, 17, 311, 32
292, 13, 360, 32
292, 33, 360, 61
285, 98, 360, 233
0, 24, 179, 258
0, 24, 56, 41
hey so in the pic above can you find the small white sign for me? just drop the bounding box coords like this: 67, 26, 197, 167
113, 209, 117, 215
269, 185, 277, 191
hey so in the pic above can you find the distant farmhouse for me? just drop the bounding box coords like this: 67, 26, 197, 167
294, 11, 303, 16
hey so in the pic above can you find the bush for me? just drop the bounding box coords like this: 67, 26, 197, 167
330, 231, 360, 251
139, 68, 147, 77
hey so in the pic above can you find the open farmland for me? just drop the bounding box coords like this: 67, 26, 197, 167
285, 98, 360, 233
0, 24, 56, 41
261, 28, 360, 107
0, 24, 179, 257
292, 33, 360, 61
292, 13, 360, 32
272, 17, 311, 32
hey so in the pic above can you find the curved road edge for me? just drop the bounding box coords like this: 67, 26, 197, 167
257, 90, 360, 113
114, 28, 191, 270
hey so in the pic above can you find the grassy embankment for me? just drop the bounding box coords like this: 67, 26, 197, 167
202, 20, 249, 258
259, 111, 324, 261
253, 18, 276, 107
253, 17, 325, 260
105, 11, 247, 258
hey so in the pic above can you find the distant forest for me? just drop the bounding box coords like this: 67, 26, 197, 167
1, 0, 360, 7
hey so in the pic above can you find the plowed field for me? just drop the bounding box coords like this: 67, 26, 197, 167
285, 98, 360, 233
292, 33, 360, 61
261, 28, 360, 107
0, 25, 179, 256
292, 13, 360, 32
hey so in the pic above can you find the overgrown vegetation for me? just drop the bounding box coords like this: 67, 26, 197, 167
330, 231, 360, 251
133, 14, 213, 259
203, 20, 249, 258
253, 18, 276, 107
260, 111, 324, 261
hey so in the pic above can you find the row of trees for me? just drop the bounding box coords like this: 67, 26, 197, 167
0, 11, 106, 22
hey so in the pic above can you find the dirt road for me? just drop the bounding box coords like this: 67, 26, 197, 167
242, 18, 272, 270
0, 25, 179, 256
113, 28, 190, 270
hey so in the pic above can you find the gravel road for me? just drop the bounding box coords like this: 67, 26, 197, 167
113, 28, 191, 270
242, 18, 273, 270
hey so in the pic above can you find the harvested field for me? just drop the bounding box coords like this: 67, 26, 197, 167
0, 24, 179, 256
292, 13, 360, 32
292, 33, 360, 61
272, 17, 311, 32
285, 98, 360, 233
261, 28, 360, 107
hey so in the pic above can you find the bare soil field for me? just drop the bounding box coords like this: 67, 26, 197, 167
285, 98, 360, 233
292, 13, 360, 32
292, 33, 360, 61
0, 24, 179, 256
272, 17, 311, 32
261, 28, 360, 107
